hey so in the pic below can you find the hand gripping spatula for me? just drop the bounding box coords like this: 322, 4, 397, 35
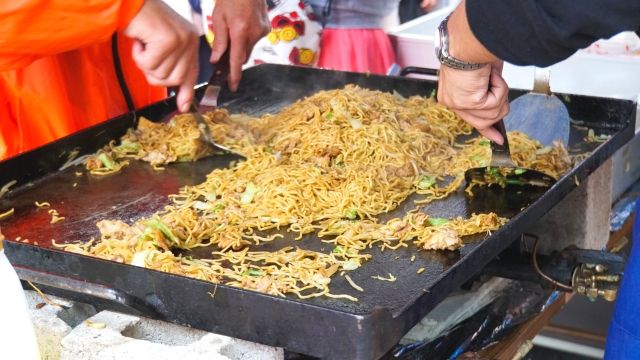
188, 49, 244, 157
464, 69, 568, 188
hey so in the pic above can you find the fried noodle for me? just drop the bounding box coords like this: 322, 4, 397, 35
63, 85, 571, 300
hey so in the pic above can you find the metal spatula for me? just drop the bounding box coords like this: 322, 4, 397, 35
464, 120, 556, 188
464, 68, 570, 188
188, 49, 244, 157
504, 68, 571, 147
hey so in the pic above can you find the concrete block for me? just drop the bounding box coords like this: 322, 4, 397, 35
528, 159, 613, 254
60, 311, 283, 360
23, 290, 97, 360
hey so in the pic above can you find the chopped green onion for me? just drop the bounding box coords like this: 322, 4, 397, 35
479, 140, 490, 146
429, 89, 436, 98
116, 139, 141, 152
393, 90, 406, 100
469, 155, 483, 162
342, 258, 360, 271
192, 201, 209, 211
204, 191, 217, 201
213, 203, 226, 211
428, 218, 449, 227
506, 179, 524, 186
417, 175, 436, 190
98, 153, 117, 170
487, 167, 500, 177
328, 221, 347, 232
193, 201, 225, 211
325, 111, 334, 120
332, 246, 344, 254
242, 269, 262, 277
514, 168, 526, 175
146, 217, 179, 245
344, 208, 358, 220
241, 182, 260, 204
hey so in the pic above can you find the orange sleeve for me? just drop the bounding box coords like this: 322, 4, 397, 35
0, 0, 145, 71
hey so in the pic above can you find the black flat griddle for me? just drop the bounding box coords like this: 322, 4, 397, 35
1, 65, 636, 359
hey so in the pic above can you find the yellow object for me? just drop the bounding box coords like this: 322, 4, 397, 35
267, 31, 280, 45
279, 26, 298, 42
0, 208, 14, 220
298, 48, 315, 65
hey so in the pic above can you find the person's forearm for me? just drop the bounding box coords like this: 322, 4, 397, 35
465, 0, 640, 67
447, 0, 498, 65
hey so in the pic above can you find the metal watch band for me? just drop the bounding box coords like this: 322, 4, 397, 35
436, 15, 484, 71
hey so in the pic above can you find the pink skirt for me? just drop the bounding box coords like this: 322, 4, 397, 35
317, 28, 396, 75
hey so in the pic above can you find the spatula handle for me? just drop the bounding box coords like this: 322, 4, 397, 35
491, 120, 510, 154
209, 48, 231, 87
489, 119, 516, 168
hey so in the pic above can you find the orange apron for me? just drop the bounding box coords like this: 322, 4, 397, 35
0, 0, 166, 160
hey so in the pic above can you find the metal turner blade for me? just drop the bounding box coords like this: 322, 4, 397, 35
464, 119, 556, 188
504, 68, 571, 147
189, 49, 244, 157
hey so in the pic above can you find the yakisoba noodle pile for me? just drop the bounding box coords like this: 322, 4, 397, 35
67, 85, 571, 301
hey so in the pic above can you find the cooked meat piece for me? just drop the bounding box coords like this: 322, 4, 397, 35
255, 276, 272, 293
413, 119, 430, 132
153, 229, 170, 252
208, 109, 231, 124
279, 138, 299, 155
84, 156, 102, 170
385, 163, 415, 177
96, 220, 135, 241
399, 120, 412, 131
412, 213, 429, 225
420, 229, 461, 251
142, 150, 170, 166
315, 155, 331, 168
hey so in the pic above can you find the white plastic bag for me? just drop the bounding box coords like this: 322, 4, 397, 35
0, 250, 40, 359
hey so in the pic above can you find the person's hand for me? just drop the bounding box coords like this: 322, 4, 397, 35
421, 0, 438, 12
435, 0, 508, 144
209, 0, 270, 91
124, 0, 199, 112
437, 62, 510, 144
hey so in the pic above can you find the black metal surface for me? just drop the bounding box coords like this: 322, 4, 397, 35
1, 64, 636, 360
482, 246, 626, 288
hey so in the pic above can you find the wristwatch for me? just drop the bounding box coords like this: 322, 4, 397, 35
435, 16, 484, 70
